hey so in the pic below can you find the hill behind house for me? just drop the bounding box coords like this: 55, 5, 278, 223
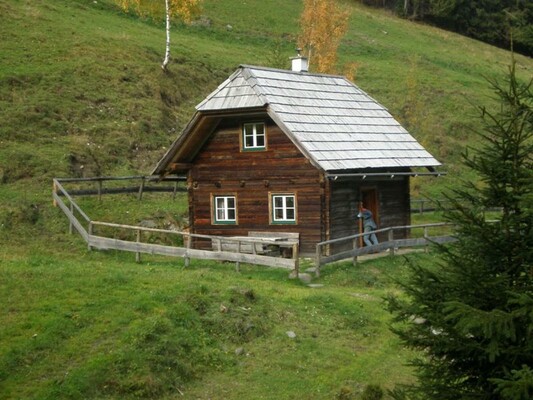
1, 0, 532, 190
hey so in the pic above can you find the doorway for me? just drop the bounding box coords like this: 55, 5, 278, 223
358, 187, 379, 247
360, 188, 379, 225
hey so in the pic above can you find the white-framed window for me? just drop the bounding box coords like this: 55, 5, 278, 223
271, 194, 296, 224
213, 195, 237, 224
242, 122, 266, 151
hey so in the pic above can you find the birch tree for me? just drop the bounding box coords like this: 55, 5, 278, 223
298, 0, 350, 74
118, 0, 200, 70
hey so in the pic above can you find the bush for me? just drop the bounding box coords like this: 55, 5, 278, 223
361, 384, 384, 400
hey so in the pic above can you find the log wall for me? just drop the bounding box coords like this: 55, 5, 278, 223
188, 116, 324, 255
328, 176, 411, 251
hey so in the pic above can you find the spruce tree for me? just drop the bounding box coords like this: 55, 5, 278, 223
387, 62, 533, 399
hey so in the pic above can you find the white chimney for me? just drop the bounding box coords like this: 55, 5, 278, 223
290, 48, 308, 73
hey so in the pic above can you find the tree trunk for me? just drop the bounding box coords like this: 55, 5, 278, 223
161, 0, 171, 70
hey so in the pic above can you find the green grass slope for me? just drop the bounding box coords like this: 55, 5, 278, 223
2, 234, 432, 399
0, 0, 532, 398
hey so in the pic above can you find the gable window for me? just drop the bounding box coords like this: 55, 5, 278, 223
213, 195, 237, 224
242, 122, 266, 151
271, 194, 296, 224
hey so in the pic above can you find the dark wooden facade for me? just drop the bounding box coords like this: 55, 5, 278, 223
327, 176, 411, 252
187, 115, 324, 255
185, 115, 412, 255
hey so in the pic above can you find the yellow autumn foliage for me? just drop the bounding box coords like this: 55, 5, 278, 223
118, 0, 200, 23
298, 0, 350, 74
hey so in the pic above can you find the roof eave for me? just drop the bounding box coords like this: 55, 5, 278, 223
325, 169, 446, 179
151, 112, 203, 176
151, 106, 270, 176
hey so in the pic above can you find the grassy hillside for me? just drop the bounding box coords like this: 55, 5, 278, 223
0, 0, 532, 398
1, 223, 433, 399
1, 1, 532, 185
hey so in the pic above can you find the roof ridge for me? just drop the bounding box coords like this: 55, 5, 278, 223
195, 69, 243, 110
240, 67, 270, 106
239, 64, 350, 80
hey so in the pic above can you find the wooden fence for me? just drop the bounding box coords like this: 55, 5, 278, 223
410, 199, 448, 214
410, 199, 502, 214
315, 223, 456, 276
54, 174, 187, 200
54, 177, 498, 278
52, 177, 299, 273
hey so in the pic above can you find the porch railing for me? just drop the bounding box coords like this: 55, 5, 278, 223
315, 223, 456, 276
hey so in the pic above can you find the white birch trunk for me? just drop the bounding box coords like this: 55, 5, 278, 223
161, 0, 171, 70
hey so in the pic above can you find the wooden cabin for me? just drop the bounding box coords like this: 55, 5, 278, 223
152, 57, 441, 256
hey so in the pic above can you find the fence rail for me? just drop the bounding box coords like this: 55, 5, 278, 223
55, 174, 187, 200
315, 223, 456, 276
410, 199, 502, 214
410, 199, 448, 214
53, 177, 299, 273
55, 177, 495, 278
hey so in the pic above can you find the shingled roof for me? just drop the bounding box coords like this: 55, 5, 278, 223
153, 65, 440, 174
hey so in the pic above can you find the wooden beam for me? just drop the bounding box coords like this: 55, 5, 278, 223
170, 163, 193, 171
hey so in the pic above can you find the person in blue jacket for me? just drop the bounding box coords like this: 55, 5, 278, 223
357, 206, 379, 247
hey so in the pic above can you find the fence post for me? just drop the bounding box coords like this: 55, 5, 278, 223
88, 221, 93, 251
235, 241, 241, 272
172, 181, 178, 200
315, 244, 321, 277
52, 180, 58, 207
292, 242, 299, 277
138, 177, 145, 201
69, 202, 74, 234
352, 237, 358, 266
184, 234, 191, 267
419, 200, 424, 215
424, 227, 429, 253
97, 180, 103, 202
136, 229, 141, 263
388, 229, 395, 256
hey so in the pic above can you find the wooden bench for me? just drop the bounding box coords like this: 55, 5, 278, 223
248, 231, 299, 257
212, 231, 299, 257
248, 231, 300, 241
212, 237, 265, 254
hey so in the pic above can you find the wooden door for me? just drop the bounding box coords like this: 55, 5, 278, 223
361, 188, 379, 226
